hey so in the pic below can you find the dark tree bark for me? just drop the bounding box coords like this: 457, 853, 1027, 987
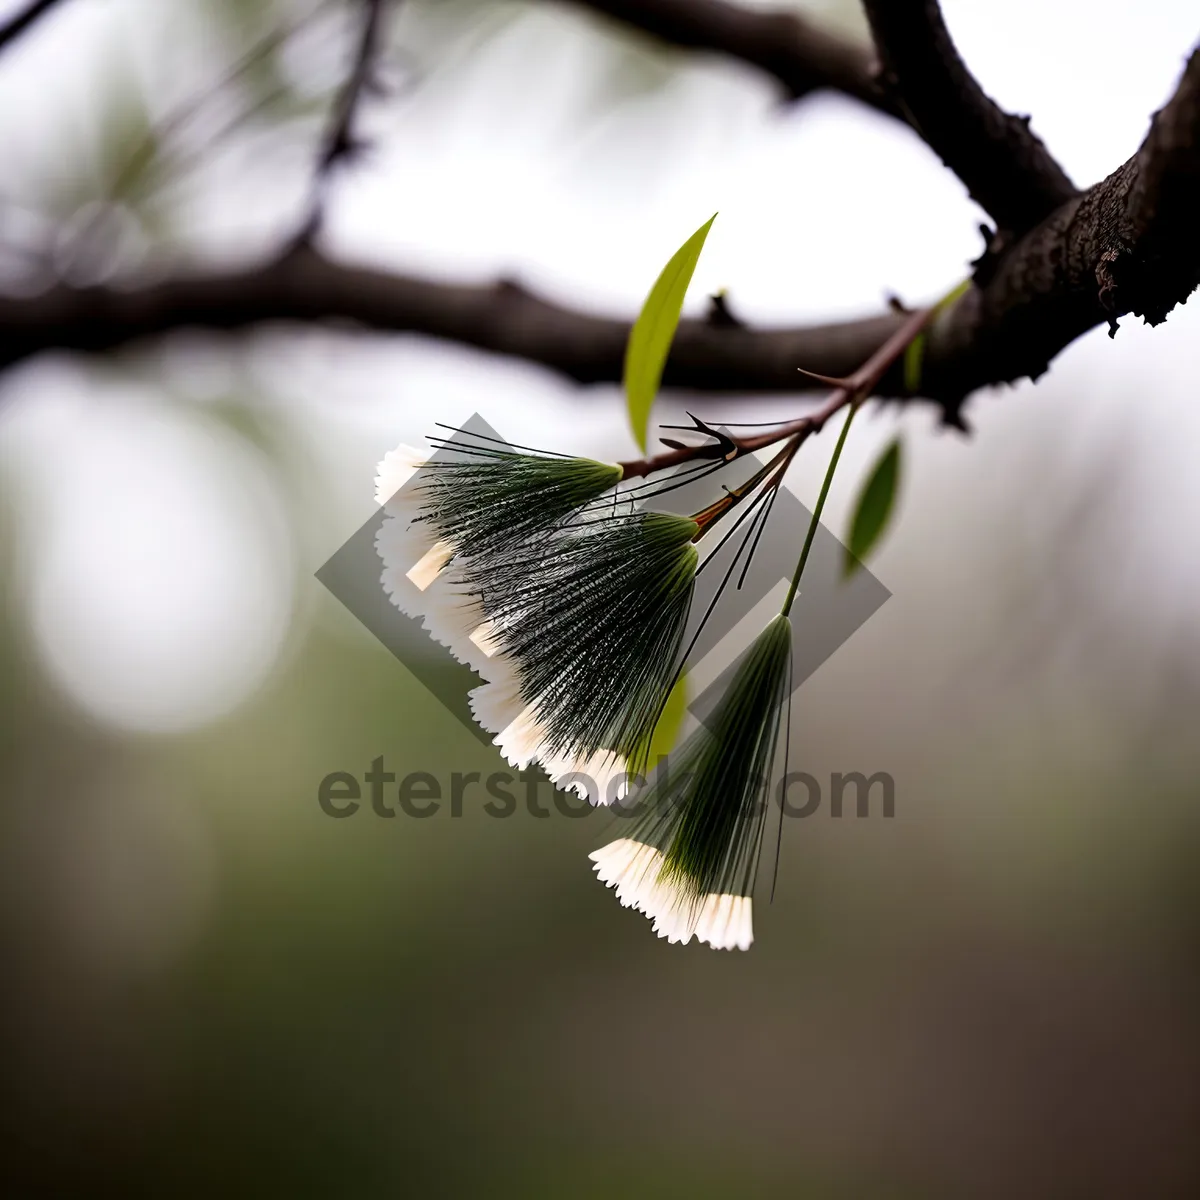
861, 0, 1077, 234
0, 1, 1197, 431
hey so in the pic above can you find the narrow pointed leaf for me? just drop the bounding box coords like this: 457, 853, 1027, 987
639, 672, 689, 770
624, 214, 717, 453
844, 437, 902, 578
902, 331, 927, 395
903, 278, 971, 394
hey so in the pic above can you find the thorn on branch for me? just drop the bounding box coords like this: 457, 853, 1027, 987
662, 412, 738, 459
494, 276, 534, 303
970, 223, 1009, 286
686, 412, 738, 457
796, 365, 851, 388
707, 290, 745, 328
939, 401, 972, 435
324, 132, 374, 172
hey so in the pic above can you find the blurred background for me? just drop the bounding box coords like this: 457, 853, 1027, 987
2, 0, 1199, 1196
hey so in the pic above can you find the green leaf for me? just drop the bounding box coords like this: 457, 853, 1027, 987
844, 437, 902, 578
902, 329, 927, 395
624, 214, 717, 453
638, 673, 689, 769
902, 278, 971, 394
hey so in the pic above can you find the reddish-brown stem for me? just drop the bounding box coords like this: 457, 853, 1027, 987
618, 303, 938, 480
690, 436, 799, 538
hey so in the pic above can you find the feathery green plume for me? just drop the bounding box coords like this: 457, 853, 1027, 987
415, 442, 622, 564
467, 511, 699, 804
590, 612, 792, 949
375, 438, 625, 671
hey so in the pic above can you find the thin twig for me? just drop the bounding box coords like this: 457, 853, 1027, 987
0, 0, 66, 57
78, 1, 333, 231
617, 305, 938, 480
690, 437, 799, 538
291, 0, 391, 249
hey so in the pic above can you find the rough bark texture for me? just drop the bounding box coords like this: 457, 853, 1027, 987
923, 47, 1200, 414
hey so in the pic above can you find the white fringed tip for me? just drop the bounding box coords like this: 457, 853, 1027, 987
469, 676, 630, 803
374, 442, 428, 511
468, 679, 549, 771
590, 839, 754, 950
420, 574, 490, 673
654, 892, 754, 951
467, 671, 524, 737
589, 839, 667, 912
374, 443, 427, 512
374, 443, 455, 593
376, 516, 440, 616
544, 748, 630, 806
494, 703, 551, 771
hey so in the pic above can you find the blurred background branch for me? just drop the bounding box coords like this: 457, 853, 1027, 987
291, 0, 392, 247
0, 0, 66, 57
558, 0, 900, 116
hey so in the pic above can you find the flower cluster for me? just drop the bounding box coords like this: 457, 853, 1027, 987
376, 431, 794, 950
376, 436, 698, 801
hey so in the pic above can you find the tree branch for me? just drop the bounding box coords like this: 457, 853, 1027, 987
0, 249, 909, 394
861, 0, 1077, 235
1122, 48, 1200, 325
2, 49, 1198, 427
619, 305, 938, 479
922, 44, 1200, 413
0, 0, 67, 56
293, 0, 391, 247
559, 0, 900, 120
